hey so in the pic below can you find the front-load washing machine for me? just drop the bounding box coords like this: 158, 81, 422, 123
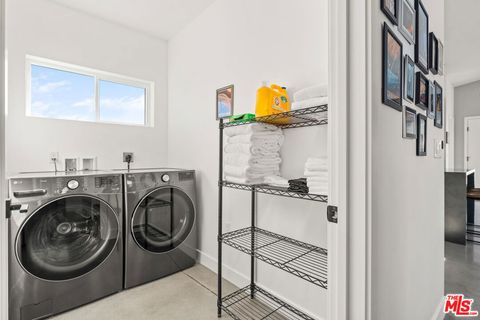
8, 171, 123, 320
123, 169, 197, 289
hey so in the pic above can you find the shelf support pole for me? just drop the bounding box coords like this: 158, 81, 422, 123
217, 119, 224, 317
250, 186, 256, 298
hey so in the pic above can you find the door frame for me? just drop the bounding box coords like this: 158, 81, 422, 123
328, 0, 369, 319
0, 0, 7, 318
464, 116, 480, 171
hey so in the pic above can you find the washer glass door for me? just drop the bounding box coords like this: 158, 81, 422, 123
16, 195, 119, 281
132, 187, 195, 253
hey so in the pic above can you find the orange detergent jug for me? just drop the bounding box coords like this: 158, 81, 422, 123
255, 83, 291, 117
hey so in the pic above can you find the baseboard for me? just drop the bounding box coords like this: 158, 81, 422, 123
431, 295, 445, 320
197, 249, 324, 320
197, 249, 249, 289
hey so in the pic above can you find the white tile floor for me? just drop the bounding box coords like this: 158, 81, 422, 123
51, 265, 236, 320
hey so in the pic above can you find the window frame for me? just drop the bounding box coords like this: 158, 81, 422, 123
26, 55, 155, 127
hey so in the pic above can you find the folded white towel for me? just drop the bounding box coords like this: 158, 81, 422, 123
305, 157, 328, 172
224, 164, 280, 178
304, 169, 328, 178
309, 187, 328, 195
308, 181, 328, 187
225, 153, 282, 167
307, 176, 328, 184
224, 175, 263, 185
225, 123, 280, 137
294, 84, 328, 102
228, 133, 284, 147
292, 97, 329, 111
264, 175, 289, 188
224, 143, 281, 155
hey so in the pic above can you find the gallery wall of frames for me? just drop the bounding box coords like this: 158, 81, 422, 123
381, 0, 444, 157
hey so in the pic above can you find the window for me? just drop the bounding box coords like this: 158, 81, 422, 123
27, 56, 154, 126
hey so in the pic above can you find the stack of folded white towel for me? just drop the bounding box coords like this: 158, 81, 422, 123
304, 157, 328, 195
292, 84, 329, 115
224, 123, 284, 185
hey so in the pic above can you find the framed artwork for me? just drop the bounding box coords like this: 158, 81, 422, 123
434, 81, 443, 128
216, 85, 234, 120
428, 81, 435, 119
429, 32, 438, 74
415, 71, 428, 110
403, 105, 417, 139
437, 40, 444, 75
382, 0, 398, 25
417, 114, 427, 156
415, 0, 429, 74
382, 24, 403, 111
399, 0, 416, 44
404, 55, 415, 102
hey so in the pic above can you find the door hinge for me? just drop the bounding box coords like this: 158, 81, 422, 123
327, 205, 338, 223
5, 199, 11, 219
445, 131, 449, 144
467, 156, 470, 162
467, 127, 470, 132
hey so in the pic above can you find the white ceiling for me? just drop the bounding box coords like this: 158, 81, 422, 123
445, 0, 480, 86
49, 0, 216, 40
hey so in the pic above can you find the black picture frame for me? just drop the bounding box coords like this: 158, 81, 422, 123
428, 80, 435, 119
415, 0, 429, 74
415, 71, 428, 110
429, 32, 438, 74
382, 0, 398, 25
216, 84, 234, 120
399, 0, 416, 44
404, 55, 415, 102
403, 105, 417, 139
382, 24, 403, 111
434, 81, 443, 128
437, 40, 444, 75
417, 114, 427, 156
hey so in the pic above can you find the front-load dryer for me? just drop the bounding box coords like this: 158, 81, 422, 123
8, 171, 123, 320
123, 169, 197, 289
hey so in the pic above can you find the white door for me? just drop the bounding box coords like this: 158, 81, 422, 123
466, 117, 480, 186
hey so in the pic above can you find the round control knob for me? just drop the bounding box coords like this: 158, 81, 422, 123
67, 180, 79, 190
161, 174, 170, 183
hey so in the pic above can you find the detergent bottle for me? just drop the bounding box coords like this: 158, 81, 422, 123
255, 82, 291, 117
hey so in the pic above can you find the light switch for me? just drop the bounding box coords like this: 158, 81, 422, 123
434, 139, 443, 159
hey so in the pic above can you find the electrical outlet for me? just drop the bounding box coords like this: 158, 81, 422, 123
50, 152, 59, 163
123, 152, 134, 163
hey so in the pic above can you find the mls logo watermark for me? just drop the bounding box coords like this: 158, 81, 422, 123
444, 294, 478, 317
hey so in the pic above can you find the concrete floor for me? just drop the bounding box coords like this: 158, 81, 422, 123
51, 265, 237, 320
445, 241, 480, 319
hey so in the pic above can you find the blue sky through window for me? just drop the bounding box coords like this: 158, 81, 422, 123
30, 64, 147, 125
99, 80, 146, 125
31, 65, 95, 121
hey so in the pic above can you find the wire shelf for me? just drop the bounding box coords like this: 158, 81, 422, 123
221, 181, 328, 203
221, 105, 328, 129
221, 285, 315, 320
221, 227, 328, 289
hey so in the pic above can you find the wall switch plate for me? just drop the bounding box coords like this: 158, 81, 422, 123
434, 139, 443, 159
123, 152, 134, 163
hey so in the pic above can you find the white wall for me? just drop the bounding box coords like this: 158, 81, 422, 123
370, 0, 445, 319
168, 0, 328, 317
453, 80, 480, 170
5, 0, 169, 174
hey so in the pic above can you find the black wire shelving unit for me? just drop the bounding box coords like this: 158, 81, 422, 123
220, 105, 328, 129
217, 105, 329, 320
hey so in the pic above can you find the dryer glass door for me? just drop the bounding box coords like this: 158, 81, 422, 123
16, 195, 119, 281
132, 187, 195, 253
